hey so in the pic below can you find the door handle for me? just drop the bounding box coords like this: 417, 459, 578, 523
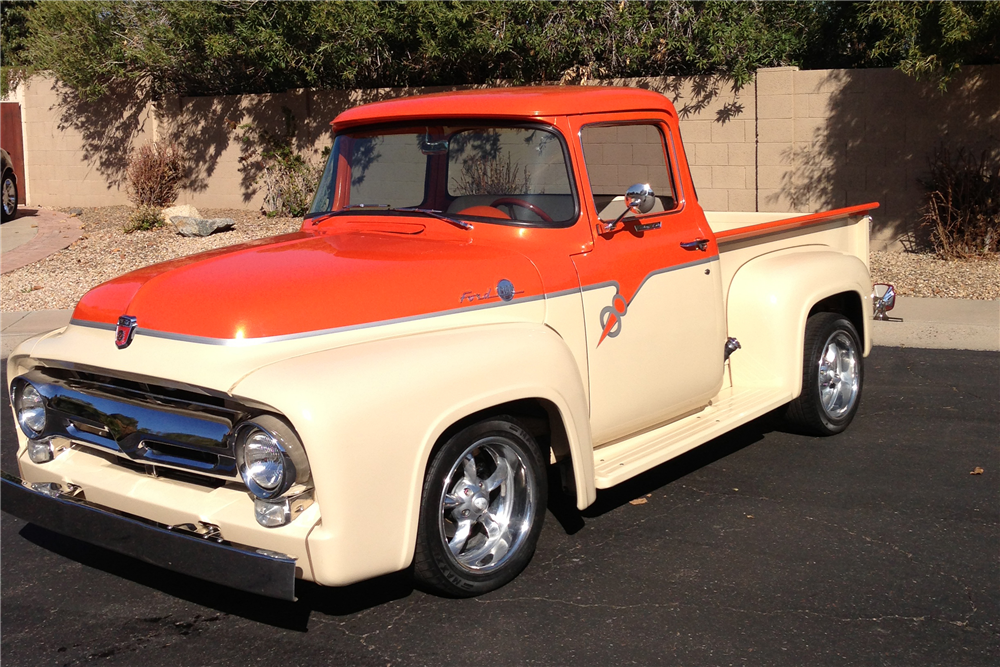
680, 238, 710, 251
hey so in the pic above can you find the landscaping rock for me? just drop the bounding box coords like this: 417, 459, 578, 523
66, 208, 84, 216
170, 216, 235, 237
161, 204, 200, 223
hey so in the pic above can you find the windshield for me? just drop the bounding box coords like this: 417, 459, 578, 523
308, 123, 578, 226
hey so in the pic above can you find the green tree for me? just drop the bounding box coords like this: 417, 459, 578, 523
0, 0, 37, 96
4, 1, 998, 100
859, 1, 1000, 88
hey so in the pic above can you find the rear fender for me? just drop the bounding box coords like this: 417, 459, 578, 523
231, 322, 592, 587
725, 249, 871, 396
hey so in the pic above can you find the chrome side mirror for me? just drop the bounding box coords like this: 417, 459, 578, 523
625, 183, 655, 215
603, 183, 655, 233
872, 283, 896, 320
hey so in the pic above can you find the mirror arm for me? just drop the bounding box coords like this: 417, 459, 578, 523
601, 209, 632, 234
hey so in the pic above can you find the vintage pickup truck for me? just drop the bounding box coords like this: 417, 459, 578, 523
3, 87, 891, 600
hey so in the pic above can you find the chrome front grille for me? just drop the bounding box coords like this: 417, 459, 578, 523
20, 368, 250, 480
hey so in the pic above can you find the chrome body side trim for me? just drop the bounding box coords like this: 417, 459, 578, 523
0, 471, 297, 600
68, 255, 720, 347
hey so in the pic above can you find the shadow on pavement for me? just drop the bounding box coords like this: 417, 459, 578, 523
15, 522, 416, 630
546, 415, 776, 533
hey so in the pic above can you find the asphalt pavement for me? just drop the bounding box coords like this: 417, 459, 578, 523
1, 344, 997, 666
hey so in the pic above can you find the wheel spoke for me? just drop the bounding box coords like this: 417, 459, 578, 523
483, 513, 511, 562
448, 518, 473, 555
462, 454, 478, 484
483, 457, 510, 492
823, 343, 837, 366
442, 493, 462, 510
462, 512, 511, 566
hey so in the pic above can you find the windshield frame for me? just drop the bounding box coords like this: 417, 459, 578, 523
305, 120, 582, 229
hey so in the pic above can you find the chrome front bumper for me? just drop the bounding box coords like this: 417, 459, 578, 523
0, 470, 297, 600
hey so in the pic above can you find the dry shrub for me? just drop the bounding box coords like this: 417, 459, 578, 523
126, 141, 184, 207
237, 109, 322, 218
453, 154, 531, 196
921, 146, 1000, 259
256, 150, 322, 217
123, 204, 163, 233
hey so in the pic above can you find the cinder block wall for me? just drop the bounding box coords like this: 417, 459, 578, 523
10, 66, 999, 249
755, 66, 1000, 249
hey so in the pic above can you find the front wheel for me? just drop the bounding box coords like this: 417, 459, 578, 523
1, 170, 17, 222
413, 417, 547, 597
784, 312, 864, 436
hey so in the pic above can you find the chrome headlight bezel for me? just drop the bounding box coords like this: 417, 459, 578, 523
12, 378, 47, 439
233, 415, 311, 500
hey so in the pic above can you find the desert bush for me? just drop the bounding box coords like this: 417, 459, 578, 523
453, 154, 531, 196
126, 141, 184, 207
123, 204, 163, 234
238, 109, 322, 217
921, 145, 1000, 259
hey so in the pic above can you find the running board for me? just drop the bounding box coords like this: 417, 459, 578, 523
593, 386, 791, 488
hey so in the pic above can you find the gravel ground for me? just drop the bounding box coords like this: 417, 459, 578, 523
2, 207, 998, 311
2, 207, 300, 312
869, 250, 998, 300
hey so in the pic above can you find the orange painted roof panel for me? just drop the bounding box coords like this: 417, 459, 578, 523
333, 86, 674, 128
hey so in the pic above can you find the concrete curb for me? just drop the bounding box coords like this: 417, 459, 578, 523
2, 297, 997, 363
871, 297, 999, 352
1, 208, 83, 274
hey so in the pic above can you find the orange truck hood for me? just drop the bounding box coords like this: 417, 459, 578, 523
72, 226, 545, 341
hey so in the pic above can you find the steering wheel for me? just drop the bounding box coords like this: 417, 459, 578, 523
490, 197, 553, 223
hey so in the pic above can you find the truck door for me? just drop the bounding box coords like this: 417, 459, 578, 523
570, 119, 726, 445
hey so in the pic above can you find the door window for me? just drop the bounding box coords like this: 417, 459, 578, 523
580, 124, 676, 221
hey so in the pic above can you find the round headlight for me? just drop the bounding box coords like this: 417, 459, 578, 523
244, 429, 285, 492
234, 417, 306, 500
16, 382, 46, 437
234, 415, 312, 500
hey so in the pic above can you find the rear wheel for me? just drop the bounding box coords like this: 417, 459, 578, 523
784, 312, 863, 436
413, 417, 547, 597
1, 170, 16, 222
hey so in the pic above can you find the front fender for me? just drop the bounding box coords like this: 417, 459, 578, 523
725, 248, 872, 396
231, 322, 592, 587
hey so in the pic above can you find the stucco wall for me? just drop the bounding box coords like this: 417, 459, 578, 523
10, 66, 999, 249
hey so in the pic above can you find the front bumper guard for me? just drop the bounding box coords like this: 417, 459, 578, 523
0, 470, 297, 601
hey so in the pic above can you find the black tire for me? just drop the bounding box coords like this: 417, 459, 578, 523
1, 170, 17, 222
784, 312, 864, 436
413, 416, 547, 597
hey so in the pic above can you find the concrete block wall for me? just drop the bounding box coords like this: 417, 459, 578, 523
17, 77, 158, 208
754, 65, 1000, 248
8, 66, 999, 249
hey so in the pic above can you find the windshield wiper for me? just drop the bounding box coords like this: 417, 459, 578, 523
328, 204, 472, 230
392, 207, 473, 230
337, 203, 391, 210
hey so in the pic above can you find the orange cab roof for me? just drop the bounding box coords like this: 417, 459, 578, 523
332, 86, 674, 128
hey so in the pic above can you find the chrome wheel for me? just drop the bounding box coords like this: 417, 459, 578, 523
414, 417, 546, 596
439, 436, 535, 572
784, 312, 864, 436
2, 175, 16, 219
818, 331, 860, 420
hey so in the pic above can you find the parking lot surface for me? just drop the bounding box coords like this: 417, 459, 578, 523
2, 346, 997, 666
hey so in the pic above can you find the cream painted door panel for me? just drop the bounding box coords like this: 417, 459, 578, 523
574, 245, 725, 446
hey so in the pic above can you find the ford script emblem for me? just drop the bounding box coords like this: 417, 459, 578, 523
115, 315, 137, 349
497, 279, 515, 302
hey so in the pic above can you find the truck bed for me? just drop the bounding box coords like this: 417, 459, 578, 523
706, 203, 879, 314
